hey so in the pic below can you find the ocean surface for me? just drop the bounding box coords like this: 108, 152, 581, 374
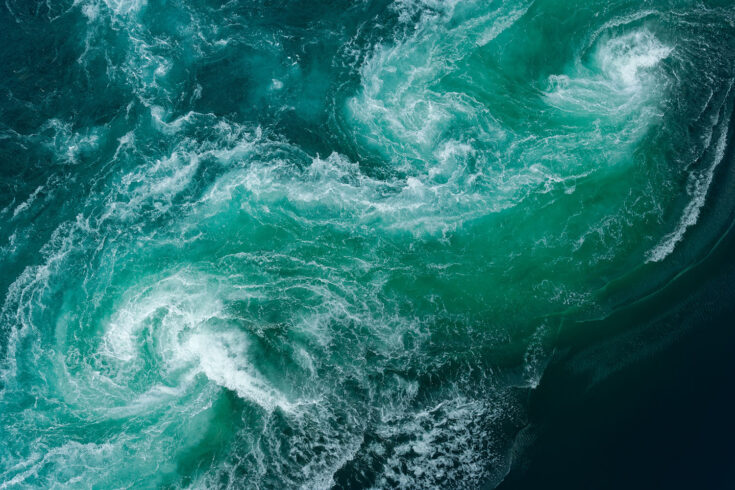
1, 0, 734, 488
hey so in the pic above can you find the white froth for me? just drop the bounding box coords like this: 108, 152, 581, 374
545, 29, 671, 118
647, 111, 730, 262
100, 273, 290, 412
77, 0, 147, 19
12, 186, 43, 219
101, 151, 199, 222
597, 30, 672, 89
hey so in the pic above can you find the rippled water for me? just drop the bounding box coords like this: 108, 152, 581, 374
1, 0, 734, 487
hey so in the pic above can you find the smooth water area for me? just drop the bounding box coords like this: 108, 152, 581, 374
1, 0, 734, 487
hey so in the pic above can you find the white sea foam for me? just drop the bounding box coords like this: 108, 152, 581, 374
647, 108, 731, 262
0, 218, 84, 389
40, 119, 103, 164
0, 441, 116, 489
372, 394, 513, 488
100, 150, 199, 222
3, 1, 731, 487
545, 29, 672, 117
99, 273, 291, 412
597, 30, 672, 89
12, 186, 43, 219
76, 0, 147, 20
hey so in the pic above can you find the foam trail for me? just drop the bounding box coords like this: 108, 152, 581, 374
648, 85, 733, 263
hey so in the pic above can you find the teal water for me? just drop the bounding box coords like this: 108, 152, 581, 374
1, 0, 734, 487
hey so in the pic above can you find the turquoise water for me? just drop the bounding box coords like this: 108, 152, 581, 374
1, 0, 734, 487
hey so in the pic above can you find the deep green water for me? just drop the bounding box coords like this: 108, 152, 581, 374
1, 0, 734, 487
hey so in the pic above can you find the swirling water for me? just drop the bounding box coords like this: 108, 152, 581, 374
0, 0, 734, 488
